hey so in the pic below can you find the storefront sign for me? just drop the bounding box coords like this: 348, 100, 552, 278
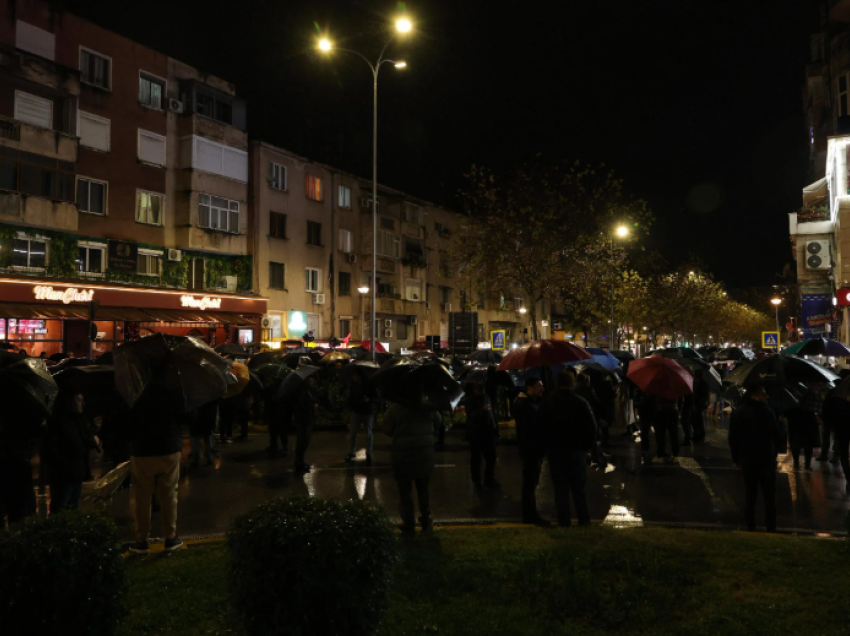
288, 311, 307, 333
180, 295, 222, 310
108, 240, 138, 272
33, 286, 94, 304
802, 293, 838, 338
836, 288, 850, 307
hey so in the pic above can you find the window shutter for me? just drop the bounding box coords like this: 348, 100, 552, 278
138, 130, 166, 166
14, 91, 52, 129
16, 21, 55, 60
79, 112, 110, 151
222, 146, 248, 182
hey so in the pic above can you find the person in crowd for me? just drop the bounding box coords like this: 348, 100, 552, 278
822, 386, 850, 482
465, 381, 499, 489
127, 385, 184, 554
100, 402, 133, 488
485, 364, 503, 423
574, 372, 606, 467
383, 394, 442, 533
234, 383, 254, 442
680, 381, 695, 446
44, 391, 98, 514
782, 403, 819, 471
293, 375, 318, 473
0, 405, 43, 525
634, 387, 655, 457
539, 369, 597, 527
218, 394, 236, 445
653, 395, 680, 463
513, 376, 548, 526
728, 384, 782, 533
803, 383, 835, 463
264, 376, 289, 457
345, 371, 376, 466
190, 399, 217, 468
691, 372, 710, 445
593, 374, 616, 447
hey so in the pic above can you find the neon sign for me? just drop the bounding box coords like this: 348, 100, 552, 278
33, 286, 94, 304
180, 295, 222, 310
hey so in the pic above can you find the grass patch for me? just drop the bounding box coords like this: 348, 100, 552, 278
119, 528, 850, 635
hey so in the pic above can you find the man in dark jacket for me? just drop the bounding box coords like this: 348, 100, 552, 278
189, 400, 217, 467
728, 384, 782, 532
44, 391, 97, 514
465, 382, 499, 488
293, 376, 318, 473
513, 376, 548, 525
383, 398, 442, 532
540, 370, 597, 527
691, 373, 710, 444
128, 386, 184, 554
345, 372, 376, 465
263, 377, 289, 456
822, 387, 850, 481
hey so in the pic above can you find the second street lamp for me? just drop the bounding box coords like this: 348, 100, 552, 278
771, 296, 782, 344
610, 225, 629, 348
317, 17, 411, 360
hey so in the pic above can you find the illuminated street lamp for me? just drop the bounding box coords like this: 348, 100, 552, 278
317, 17, 412, 360
358, 286, 370, 341
771, 296, 782, 344
610, 225, 630, 347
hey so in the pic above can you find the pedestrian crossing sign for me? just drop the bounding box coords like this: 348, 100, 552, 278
762, 331, 780, 349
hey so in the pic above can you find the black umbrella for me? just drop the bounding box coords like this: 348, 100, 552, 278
0, 351, 58, 417
48, 358, 98, 375
49, 352, 68, 362
575, 362, 623, 383
247, 350, 284, 370
372, 357, 463, 411
647, 347, 704, 360
113, 333, 231, 412
346, 346, 394, 363
339, 360, 382, 382
676, 358, 723, 392
715, 347, 754, 362
53, 365, 121, 414
724, 355, 839, 389
96, 351, 114, 365
0, 341, 17, 350
411, 350, 439, 360
215, 343, 247, 356
610, 350, 636, 361
253, 362, 292, 380
275, 365, 322, 401
288, 346, 316, 354
458, 366, 490, 385
466, 350, 504, 364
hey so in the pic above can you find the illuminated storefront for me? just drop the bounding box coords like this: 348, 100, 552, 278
0, 279, 267, 357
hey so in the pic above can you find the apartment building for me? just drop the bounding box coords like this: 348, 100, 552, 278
0, 0, 265, 357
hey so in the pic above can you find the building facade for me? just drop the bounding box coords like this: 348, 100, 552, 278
0, 0, 265, 357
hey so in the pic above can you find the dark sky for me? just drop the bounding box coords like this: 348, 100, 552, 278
63, 0, 812, 288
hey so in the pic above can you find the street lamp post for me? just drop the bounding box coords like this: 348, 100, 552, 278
519, 306, 527, 344
610, 225, 629, 348
318, 18, 411, 361
358, 286, 370, 344
771, 297, 782, 345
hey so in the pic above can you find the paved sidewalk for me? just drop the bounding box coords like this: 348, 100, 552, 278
71, 416, 850, 540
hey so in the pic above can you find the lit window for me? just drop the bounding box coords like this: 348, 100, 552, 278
137, 251, 162, 276
270, 162, 287, 190
12, 237, 47, 269
77, 244, 104, 275
305, 267, 321, 292
306, 174, 323, 201
136, 191, 163, 226
338, 185, 351, 208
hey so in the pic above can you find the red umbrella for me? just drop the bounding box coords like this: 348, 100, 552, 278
497, 339, 592, 371
359, 340, 388, 353
627, 356, 693, 400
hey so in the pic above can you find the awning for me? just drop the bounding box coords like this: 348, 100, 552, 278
95, 307, 159, 322
140, 309, 212, 323
803, 178, 828, 207
0, 304, 89, 319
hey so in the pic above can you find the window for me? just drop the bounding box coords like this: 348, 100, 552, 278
305, 268, 321, 292
269, 262, 285, 290
77, 244, 104, 275
396, 320, 408, 340
136, 191, 163, 226
199, 194, 240, 234
138, 130, 166, 167
137, 251, 162, 276
405, 278, 422, 301
78, 112, 110, 152
338, 228, 353, 253
376, 229, 401, 258
339, 271, 351, 296
77, 178, 106, 215
338, 185, 352, 208
139, 73, 164, 109
270, 162, 287, 190
12, 236, 47, 269
339, 318, 351, 338
80, 48, 111, 90
183, 136, 247, 182
380, 216, 395, 230
14, 91, 52, 129
307, 221, 322, 246
439, 251, 452, 277
405, 239, 425, 264
839, 74, 850, 118
403, 204, 423, 225
195, 91, 232, 124
1, 149, 74, 202
305, 174, 323, 201
270, 212, 287, 239
439, 286, 451, 304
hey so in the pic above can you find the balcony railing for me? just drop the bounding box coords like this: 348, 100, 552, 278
0, 118, 20, 141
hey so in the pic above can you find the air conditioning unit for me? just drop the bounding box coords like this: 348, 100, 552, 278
313, 293, 326, 305
442, 303, 452, 312
347, 253, 357, 263
216, 276, 237, 292
408, 316, 418, 326
384, 328, 393, 338
384, 319, 393, 328
805, 240, 831, 270
260, 315, 273, 329
167, 98, 184, 114
167, 248, 182, 262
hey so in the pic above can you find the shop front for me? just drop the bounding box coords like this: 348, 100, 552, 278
0, 278, 267, 357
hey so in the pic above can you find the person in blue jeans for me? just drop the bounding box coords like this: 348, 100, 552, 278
540, 369, 597, 527
346, 372, 377, 466
44, 391, 98, 514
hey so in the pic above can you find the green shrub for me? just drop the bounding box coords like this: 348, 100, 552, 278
228, 496, 398, 636
0, 511, 127, 636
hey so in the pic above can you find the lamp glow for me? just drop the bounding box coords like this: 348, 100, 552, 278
358, 286, 370, 294
394, 61, 407, 68
519, 307, 527, 314
770, 297, 782, 306
396, 18, 412, 33
318, 39, 332, 51
616, 225, 629, 238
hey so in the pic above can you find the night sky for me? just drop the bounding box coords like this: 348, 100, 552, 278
63, 0, 812, 288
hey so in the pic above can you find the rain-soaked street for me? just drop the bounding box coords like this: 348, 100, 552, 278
54, 415, 850, 541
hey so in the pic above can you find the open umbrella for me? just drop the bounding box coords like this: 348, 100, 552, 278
677, 358, 723, 392
253, 362, 292, 380
0, 342, 17, 350
223, 361, 251, 399
458, 366, 490, 385
113, 333, 231, 412
411, 350, 439, 360
784, 338, 850, 358
275, 365, 322, 401
0, 352, 58, 417
724, 355, 839, 389
346, 346, 394, 363
466, 350, 504, 364
96, 351, 114, 365
574, 362, 623, 383
565, 347, 620, 370
647, 347, 704, 361
215, 343, 247, 356
627, 356, 694, 400
359, 339, 388, 353
610, 350, 636, 361
497, 339, 592, 371
247, 350, 284, 370
53, 365, 121, 414
715, 347, 754, 362
339, 360, 382, 382
372, 357, 463, 411
319, 351, 352, 364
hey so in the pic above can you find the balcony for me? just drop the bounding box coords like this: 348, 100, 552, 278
401, 221, 425, 239
0, 115, 78, 162
362, 255, 397, 275
0, 48, 80, 97
177, 114, 248, 151
0, 192, 78, 232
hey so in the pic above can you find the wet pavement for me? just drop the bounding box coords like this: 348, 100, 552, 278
51, 416, 850, 539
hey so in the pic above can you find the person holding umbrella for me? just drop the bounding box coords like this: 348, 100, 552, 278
512, 376, 549, 525
189, 399, 217, 468
345, 371, 377, 466
263, 376, 289, 457
728, 384, 782, 532
464, 382, 500, 489
293, 375, 319, 473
